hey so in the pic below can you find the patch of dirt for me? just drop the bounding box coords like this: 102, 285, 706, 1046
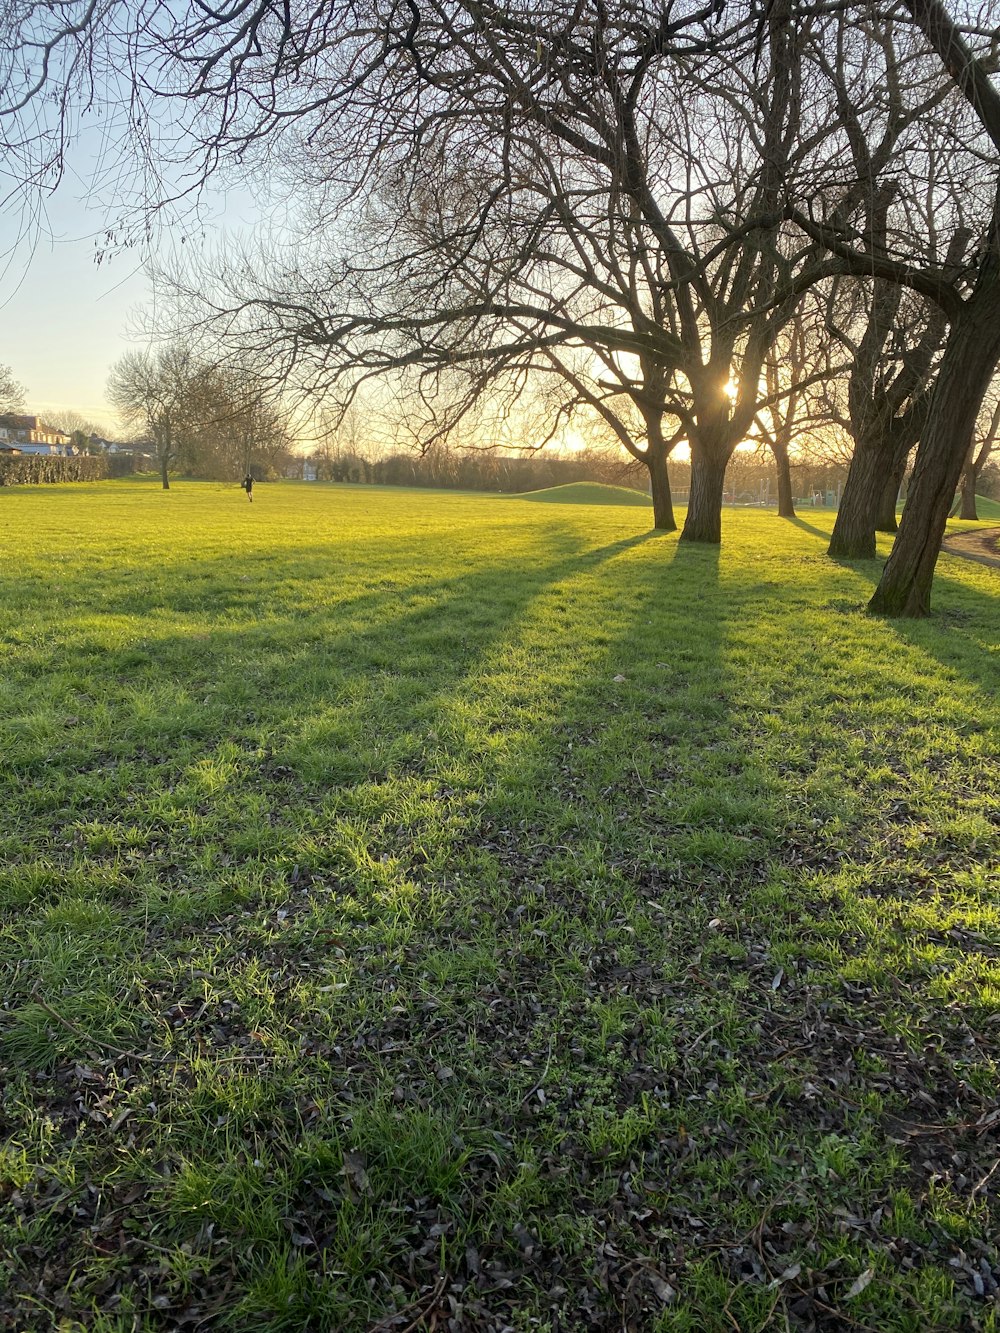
942, 526, 1000, 570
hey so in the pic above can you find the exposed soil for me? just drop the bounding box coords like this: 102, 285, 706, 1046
942, 525, 1000, 569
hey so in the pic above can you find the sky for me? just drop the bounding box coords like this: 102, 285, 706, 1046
0, 191, 152, 432
0, 132, 262, 436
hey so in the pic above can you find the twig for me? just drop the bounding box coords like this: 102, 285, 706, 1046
31, 986, 169, 1065
971, 1157, 1000, 1197
687, 1019, 724, 1052
521, 1035, 555, 1106
30, 986, 270, 1068
798, 1287, 887, 1333
368, 1272, 448, 1332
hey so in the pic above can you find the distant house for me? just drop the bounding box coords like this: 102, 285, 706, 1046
0, 415, 74, 455
101, 440, 157, 475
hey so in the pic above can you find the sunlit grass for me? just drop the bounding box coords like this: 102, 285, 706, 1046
0, 478, 997, 1331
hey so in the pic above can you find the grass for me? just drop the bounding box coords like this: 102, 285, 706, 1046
965, 495, 1000, 522
0, 477, 998, 1332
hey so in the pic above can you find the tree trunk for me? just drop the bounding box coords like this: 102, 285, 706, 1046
959, 461, 978, 519
647, 450, 676, 531
681, 447, 728, 544
874, 445, 910, 533
828, 434, 884, 559
870, 308, 1000, 617
160, 456, 170, 490
874, 474, 899, 532
772, 440, 796, 517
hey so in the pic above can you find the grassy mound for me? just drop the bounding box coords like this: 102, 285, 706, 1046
510, 480, 651, 505
0, 481, 997, 1332
972, 494, 1000, 521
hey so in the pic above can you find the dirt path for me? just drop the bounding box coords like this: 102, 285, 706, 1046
942, 525, 1000, 570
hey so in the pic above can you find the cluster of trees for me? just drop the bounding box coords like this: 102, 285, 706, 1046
299, 439, 648, 492
296, 434, 868, 503
41, 410, 117, 453
107, 346, 296, 488
3, 1, 1000, 613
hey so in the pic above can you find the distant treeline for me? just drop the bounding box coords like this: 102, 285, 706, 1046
289, 445, 861, 502
290, 448, 650, 494
0, 455, 109, 485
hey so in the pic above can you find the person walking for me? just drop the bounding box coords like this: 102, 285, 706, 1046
243, 472, 254, 502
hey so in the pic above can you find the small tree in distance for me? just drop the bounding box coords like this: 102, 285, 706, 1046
958, 387, 1000, 521
191, 368, 296, 481
107, 345, 208, 490
0, 363, 25, 415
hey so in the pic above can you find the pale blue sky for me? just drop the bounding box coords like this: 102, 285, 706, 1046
0, 126, 264, 435
0, 188, 152, 431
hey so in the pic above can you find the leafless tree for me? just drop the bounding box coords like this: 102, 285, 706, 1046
0, 363, 25, 414
1, 0, 847, 544
751, 286, 849, 517
798, 17, 984, 562
160, 0, 854, 543
44, 409, 113, 442
957, 382, 1000, 519
789, 0, 1000, 613
824, 269, 955, 558
107, 345, 209, 489
191, 369, 295, 481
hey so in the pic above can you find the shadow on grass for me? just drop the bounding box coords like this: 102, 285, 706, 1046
451, 529, 738, 907
0, 526, 671, 785
670, 535, 723, 573
5, 507, 1000, 1331
786, 515, 832, 542
877, 566, 1000, 695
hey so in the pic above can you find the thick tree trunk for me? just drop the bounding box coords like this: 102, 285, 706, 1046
647, 451, 676, 531
874, 446, 910, 533
960, 462, 979, 519
681, 447, 728, 544
828, 435, 884, 558
772, 441, 796, 517
870, 309, 1000, 617
160, 456, 170, 490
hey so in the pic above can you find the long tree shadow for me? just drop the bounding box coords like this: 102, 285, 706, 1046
875, 565, 1000, 695
786, 514, 833, 542
0, 525, 670, 818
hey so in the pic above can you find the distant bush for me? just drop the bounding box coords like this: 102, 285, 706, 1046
0, 455, 108, 485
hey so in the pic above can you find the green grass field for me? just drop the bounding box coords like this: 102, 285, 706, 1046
1, 479, 998, 1332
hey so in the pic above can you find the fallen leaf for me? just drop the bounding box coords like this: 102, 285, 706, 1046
845, 1268, 875, 1299
648, 1272, 676, 1304
342, 1150, 369, 1194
